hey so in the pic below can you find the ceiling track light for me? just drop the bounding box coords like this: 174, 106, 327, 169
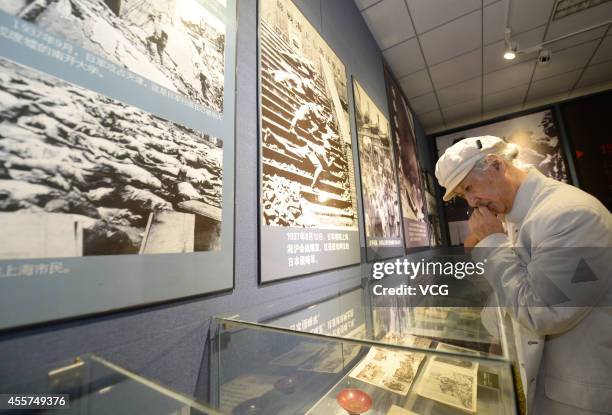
501, 19, 612, 63
503, 45, 517, 60
503, 28, 518, 60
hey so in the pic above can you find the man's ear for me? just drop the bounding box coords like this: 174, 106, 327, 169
486, 154, 505, 173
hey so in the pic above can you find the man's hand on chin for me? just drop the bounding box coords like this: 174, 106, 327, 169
463, 233, 480, 248
469, 206, 504, 241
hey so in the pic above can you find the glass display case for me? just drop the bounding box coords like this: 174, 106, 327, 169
209, 287, 520, 415
1, 354, 221, 415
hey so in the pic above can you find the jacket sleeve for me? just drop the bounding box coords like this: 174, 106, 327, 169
472, 205, 612, 336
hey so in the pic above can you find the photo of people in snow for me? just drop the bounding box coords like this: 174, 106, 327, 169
259, 0, 358, 231
0, 0, 226, 113
0, 58, 223, 259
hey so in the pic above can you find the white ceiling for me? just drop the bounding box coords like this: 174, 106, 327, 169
355, 0, 612, 134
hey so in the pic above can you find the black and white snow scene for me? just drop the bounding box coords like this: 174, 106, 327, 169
0, 58, 223, 260
1, 0, 226, 113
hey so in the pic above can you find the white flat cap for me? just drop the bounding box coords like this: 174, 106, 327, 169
435, 135, 504, 201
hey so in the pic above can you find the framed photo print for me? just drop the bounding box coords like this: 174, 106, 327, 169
384, 67, 429, 249
353, 78, 404, 261
0, 0, 238, 329
258, 0, 361, 282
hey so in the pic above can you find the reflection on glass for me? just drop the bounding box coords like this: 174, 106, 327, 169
1, 354, 220, 415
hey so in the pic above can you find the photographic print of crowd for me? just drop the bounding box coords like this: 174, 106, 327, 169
353, 79, 402, 245
0, 0, 226, 113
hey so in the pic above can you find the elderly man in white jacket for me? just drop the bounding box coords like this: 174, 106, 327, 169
436, 136, 612, 414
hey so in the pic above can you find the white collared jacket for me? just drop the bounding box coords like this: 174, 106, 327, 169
473, 169, 612, 414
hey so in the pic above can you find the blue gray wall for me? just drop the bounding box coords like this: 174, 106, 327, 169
0, 0, 433, 399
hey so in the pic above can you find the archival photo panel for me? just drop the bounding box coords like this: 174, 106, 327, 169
259, 0, 360, 282
384, 68, 429, 249
435, 109, 570, 245
0, 0, 227, 114
353, 79, 404, 261
0, 0, 237, 329
0, 58, 223, 258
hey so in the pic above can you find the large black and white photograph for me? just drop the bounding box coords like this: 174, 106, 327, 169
435, 110, 570, 245
385, 69, 429, 249
258, 0, 360, 282
0, 58, 223, 259
1, 0, 226, 113
353, 79, 403, 256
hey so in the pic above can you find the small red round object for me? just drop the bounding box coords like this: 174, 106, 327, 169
336, 388, 373, 414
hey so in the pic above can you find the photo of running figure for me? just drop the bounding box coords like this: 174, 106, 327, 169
259, 0, 358, 230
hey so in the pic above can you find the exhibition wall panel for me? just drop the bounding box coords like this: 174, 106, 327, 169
258, 0, 361, 282
353, 78, 405, 260
0, 0, 238, 329
384, 67, 430, 250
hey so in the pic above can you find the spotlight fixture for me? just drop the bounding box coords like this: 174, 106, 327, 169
503, 28, 517, 60
503, 42, 518, 60
501, 0, 611, 64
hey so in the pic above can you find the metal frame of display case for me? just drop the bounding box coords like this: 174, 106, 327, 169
210, 318, 519, 414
